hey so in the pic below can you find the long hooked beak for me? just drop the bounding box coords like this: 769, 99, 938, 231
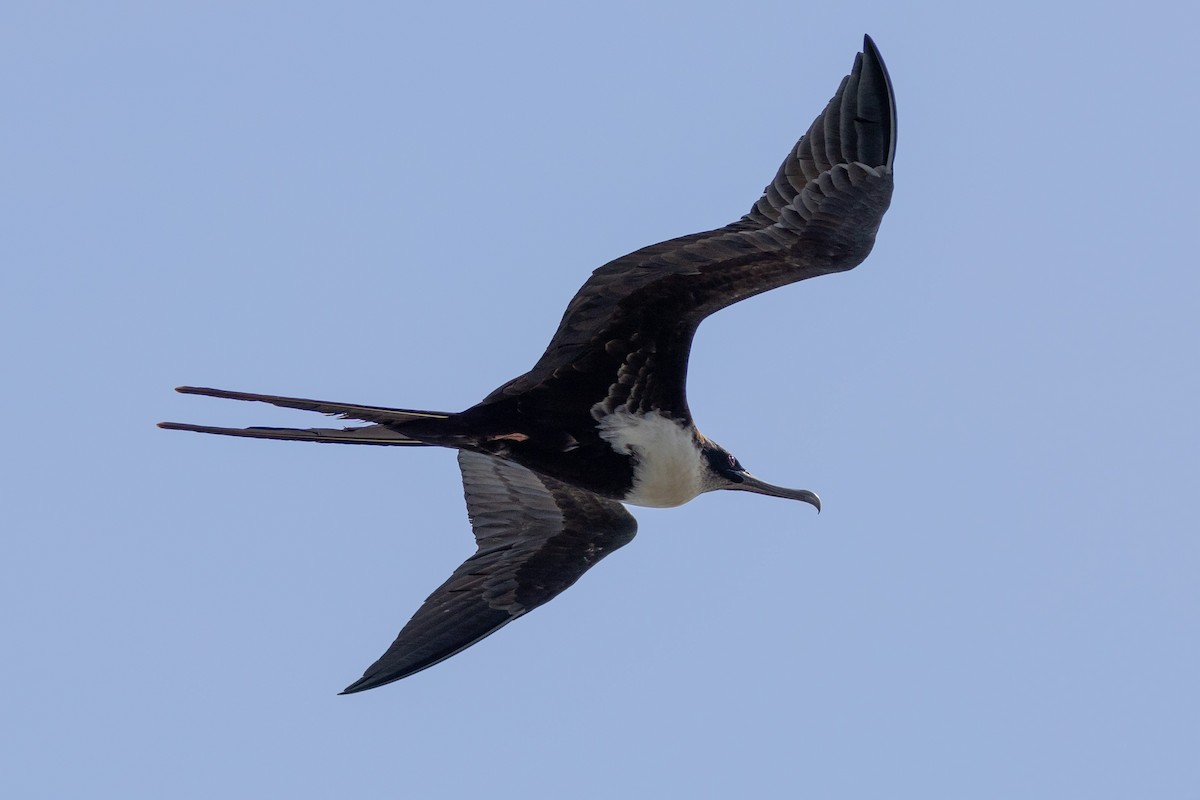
730, 472, 822, 513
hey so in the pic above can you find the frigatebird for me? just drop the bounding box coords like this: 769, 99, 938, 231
161, 35, 896, 693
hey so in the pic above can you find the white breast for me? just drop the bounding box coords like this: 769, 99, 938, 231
595, 409, 707, 508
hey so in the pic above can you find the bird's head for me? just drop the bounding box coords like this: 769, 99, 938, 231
700, 442, 822, 512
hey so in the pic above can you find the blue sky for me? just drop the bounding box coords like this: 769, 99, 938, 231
4, 2, 1198, 797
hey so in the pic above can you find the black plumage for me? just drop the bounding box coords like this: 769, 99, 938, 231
161, 35, 897, 692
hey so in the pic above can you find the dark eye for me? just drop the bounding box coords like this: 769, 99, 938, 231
727, 454, 739, 469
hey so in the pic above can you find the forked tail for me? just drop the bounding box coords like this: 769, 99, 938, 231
158, 386, 451, 446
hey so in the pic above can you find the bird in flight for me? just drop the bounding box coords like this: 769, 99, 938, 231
161, 35, 896, 693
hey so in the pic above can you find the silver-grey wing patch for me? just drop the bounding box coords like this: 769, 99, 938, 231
340, 451, 637, 693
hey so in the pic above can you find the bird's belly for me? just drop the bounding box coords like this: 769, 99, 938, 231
622, 466, 704, 508
596, 409, 706, 508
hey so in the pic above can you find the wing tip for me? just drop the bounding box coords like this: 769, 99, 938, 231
340, 669, 399, 695
856, 33, 897, 169
338, 666, 421, 695
338, 669, 405, 694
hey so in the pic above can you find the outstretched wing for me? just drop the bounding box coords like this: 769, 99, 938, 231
486, 35, 896, 420
340, 451, 637, 693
